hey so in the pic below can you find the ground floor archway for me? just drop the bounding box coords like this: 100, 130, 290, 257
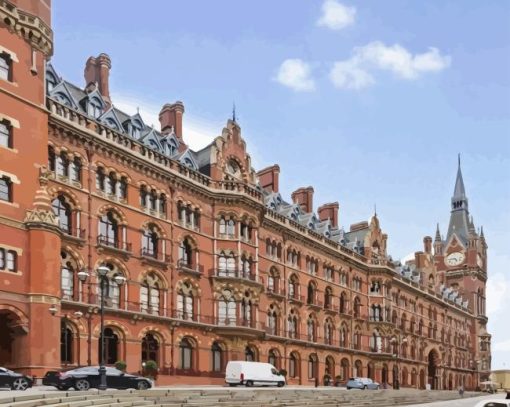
0, 309, 28, 367
428, 349, 439, 390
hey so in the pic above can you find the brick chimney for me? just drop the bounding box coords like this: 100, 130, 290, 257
84, 53, 112, 105
291, 186, 314, 213
318, 202, 339, 228
257, 165, 280, 193
159, 101, 185, 141
415, 251, 426, 269
423, 236, 432, 254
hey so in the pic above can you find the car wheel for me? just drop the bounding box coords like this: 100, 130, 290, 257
137, 381, 150, 390
245, 380, 254, 387
11, 378, 29, 391
228, 383, 237, 387
57, 385, 70, 391
347, 387, 351, 390
363, 385, 367, 390
376, 385, 380, 390
75, 379, 90, 391
277, 381, 285, 388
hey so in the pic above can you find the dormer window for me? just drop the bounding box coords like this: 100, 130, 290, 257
0, 53, 11, 81
88, 97, 103, 118
226, 159, 241, 179
46, 72, 57, 91
55, 92, 72, 107
132, 126, 141, 139
184, 158, 194, 168
105, 118, 119, 130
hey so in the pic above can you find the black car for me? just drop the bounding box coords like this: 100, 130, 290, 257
43, 366, 152, 390
0, 367, 33, 390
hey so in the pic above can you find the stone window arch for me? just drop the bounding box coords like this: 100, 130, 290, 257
289, 351, 300, 378
218, 251, 236, 277
288, 274, 299, 300
218, 289, 236, 326
245, 345, 258, 362
140, 272, 164, 315
287, 309, 299, 339
141, 333, 160, 364
267, 267, 280, 293
241, 291, 253, 326
211, 341, 225, 372
179, 237, 195, 269
179, 337, 195, 370
176, 281, 195, 320
268, 348, 281, 369
306, 314, 317, 342
267, 304, 279, 335
324, 318, 334, 345
60, 250, 81, 301
306, 281, 317, 305
99, 327, 119, 365
141, 223, 160, 258
308, 354, 318, 380
52, 195, 74, 235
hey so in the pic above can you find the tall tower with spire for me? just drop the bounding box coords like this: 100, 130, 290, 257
434, 156, 491, 380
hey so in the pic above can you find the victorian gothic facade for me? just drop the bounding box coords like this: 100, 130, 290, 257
0, 0, 490, 389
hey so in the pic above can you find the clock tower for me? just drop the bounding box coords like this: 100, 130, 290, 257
434, 157, 490, 380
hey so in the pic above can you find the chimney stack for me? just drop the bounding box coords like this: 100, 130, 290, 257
423, 236, 432, 254
291, 186, 314, 213
257, 165, 280, 193
84, 53, 112, 105
159, 101, 185, 141
318, 202, 339, 228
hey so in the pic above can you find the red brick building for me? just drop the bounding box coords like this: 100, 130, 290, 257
0, 0, 491, 389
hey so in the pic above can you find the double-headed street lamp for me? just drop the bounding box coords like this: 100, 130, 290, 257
391, 335, 407, 390
77, 265, 126, 390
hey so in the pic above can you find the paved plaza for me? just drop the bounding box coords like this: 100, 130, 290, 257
0, 386, 495, 407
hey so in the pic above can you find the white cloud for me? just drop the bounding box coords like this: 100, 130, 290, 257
329, 41, 451, 90
112, 94, 220, 151
275, 59, 316, 92
317, 0, 356, 30
486, 271, 510, 316
330, 60, 374, 89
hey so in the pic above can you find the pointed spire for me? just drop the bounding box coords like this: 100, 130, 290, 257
232, 102, 236, 123
453, 153, 466, 199
435, 223, 441, 241
480, 226, 485, 238
374, 203, 377, 217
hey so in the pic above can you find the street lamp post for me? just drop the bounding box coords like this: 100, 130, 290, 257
77, 266, 126, 391
392, 335, 407, 390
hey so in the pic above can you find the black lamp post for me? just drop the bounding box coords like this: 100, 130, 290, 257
78, 266, 125, 391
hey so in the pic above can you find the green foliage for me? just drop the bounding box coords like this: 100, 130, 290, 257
115, 360, 127, 371
278, 369, 288, 377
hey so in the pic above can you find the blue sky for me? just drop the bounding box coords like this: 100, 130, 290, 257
52, 1, 510, 369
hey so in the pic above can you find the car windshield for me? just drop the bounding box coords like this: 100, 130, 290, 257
0, 368, 15, 375
105, 367, 124, 376
67, 367, 99, 374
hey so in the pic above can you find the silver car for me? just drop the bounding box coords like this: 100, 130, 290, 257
346, 377, 380, 390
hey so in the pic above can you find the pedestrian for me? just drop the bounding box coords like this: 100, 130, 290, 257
505, 390, 510, 399
458, 385, 464, 398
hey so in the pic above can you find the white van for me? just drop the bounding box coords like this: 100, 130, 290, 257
225, 361, 286, 387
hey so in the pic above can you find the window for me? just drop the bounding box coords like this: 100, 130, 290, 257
289, 353, 298, 378
241, 295, 252, 326
99, 327, 119, 365
52, 196, 72, 234
88, 97, 102, 118
56, 152, 69, 177
105, 172, 116, 195
141, 225, 159, 258
176, 282, 194, 320
268, 350, 277, 368
287, 311, 298, 339
159, 193, 167, 216
245, 346, 256, 362
61, 253, 75, 300
0, 176, 12, 202
218, 289, 236, 325
179, 338, 193, 370
117, 177, 128, 200
267, 306, 277, 335
308, 355, 317, 379
0, 249, 4, 269
307, 316, 316, 342
96, 167, 105, 191
46, 72, 57, 91
60, 322, 73, 364
179, 238, 193, 268
70, 157, 82, 183
241, 256, 252, 278
99, 211, 118, 247
0, 121, 12, 148
240, 222, 252, 241
0, 249, 17, 272
141, 333, 159, 363
140, 273, 162, 314
0, 53, 11, 81
218, 251, 235, 277
211, 342, 223, 372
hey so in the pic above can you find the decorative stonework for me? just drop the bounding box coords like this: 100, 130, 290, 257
0, 0, 53, 56
24, 167, 59, 228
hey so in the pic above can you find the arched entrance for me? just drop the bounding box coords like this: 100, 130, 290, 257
428, 349, 439, 390
419, 369, 426, 389
0, 309, 28, 367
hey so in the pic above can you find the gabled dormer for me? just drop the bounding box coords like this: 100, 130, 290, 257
49, 81, 79, 109
81, 88, 105, 119
45, 62, 61, 92
98, 107, 124, 132
160, 132, 179, 157
177, 149, 198, 170
123, 112, 145, 139
139, 128, 163, 151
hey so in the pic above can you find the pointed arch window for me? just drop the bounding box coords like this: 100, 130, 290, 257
308, 355, 318, 379
218, 290, 236, 326
179, 238, 194, 269
0, 120, 12, 149
267, 306, 278, 335
140, 274, 162, 314
289, 353, 298, 378
99, 211, 118, 247
211, 342, 223, 372
245, 346, 256, 362
52, 195, 72, 234
0, 53, 12, 81
287, 311, 298, 339
241, 294, 252, 327
99, 327, 119, 365
176, 282, 194, 320
179, 338, 193, 370
61, 252, 75, 300
141, 333, 159, 363
56, 152, 69, 177
96, 167, 105, 191
142, 225, 159, 258
60, 321, 74, 364
307, 316, 316, 342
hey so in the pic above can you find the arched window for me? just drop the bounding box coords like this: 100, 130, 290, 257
227, 218, 236, 236
339, 324, 348, 348
340, 358, 349, 382
308, 354, 318, 379
339, 292, 347, 314
52, 195, 72, 234
218, 289, 236, 326
179, 238, 194, 269
267, 267, 279, 293
55, 92, 72, 107
97, 263, 123, 309
56, 152, 69, 177
324, 319, 334, 345
289, 352, 298, 378
240, 221, 252, 241
245, 346, 256, 362
179, 338, 193, 370
287, 310, 298, 339
149, 189, 157, 211
142, 225, 159, 258
176, 281, 194, 320
354, 360, 363, 377
307, 315, 316, 342
267, 305, 278, 335
241, 255, 252, 279
353, 297, 361, 318
70, 157, 82, 183
117, 176, 128, 200
268, 349, 278, 368
99, 211, 118, 247
370, 330, 382, 353
159, 193, 167, 216
241, 293, 252, 327
141, 333, 159, 363
88, 97, 102, 118
60, 251, 76, 300
60, 321, 73, 364
140, 273, 162, 314
288, 275, 299, 299
324, 287, 333, 309
140, 185, 148, 207
99, 327, 119, 365
105, 172, 116, 196
96, 167, 105, 191
218, 251, 235, 277
307, 281, 316, 305
211, 342, 223, 372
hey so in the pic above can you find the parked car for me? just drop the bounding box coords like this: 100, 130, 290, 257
346, 377, 380, 390
473, 400, 510, 407
42, 366, 152, 390
225, 361, 286, 387
0, 367, 33, 390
